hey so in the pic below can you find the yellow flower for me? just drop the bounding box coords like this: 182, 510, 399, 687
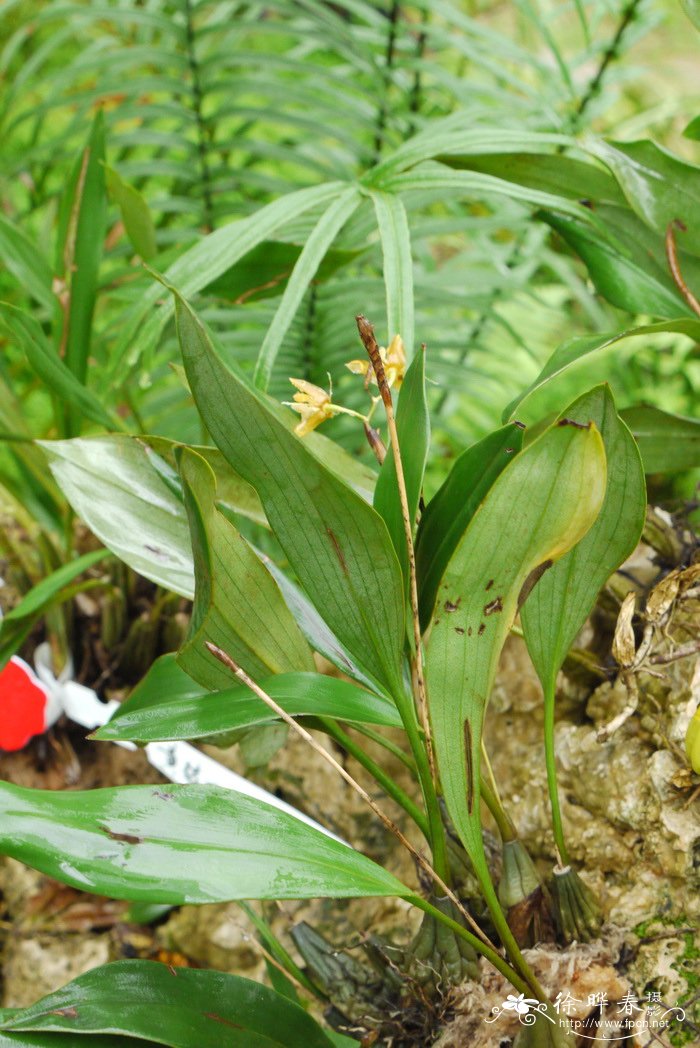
346, 334, 406, 390
283, 378, 336, 436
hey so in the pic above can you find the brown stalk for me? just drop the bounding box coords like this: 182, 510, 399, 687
666, 220, 700, 318
206, 641, 495, 951
355, 316, 436, 782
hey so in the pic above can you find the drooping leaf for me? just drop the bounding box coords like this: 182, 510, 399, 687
0, 781, 409, 903
0, 960, 337, 1048
39, 437, 195, 598
503, 318, 700, 420
105, 165, 157, 260
589, 139, 700, 256
544, 209, 695, 318
94, 654, 402, 744
426, 421, 606, 918
416, 423, 525, 629
0, 549, 110, 670
373, 348, 429, 589
175, 291, 405, 697
0, 214, 54, 311
620, 404, 700, 473
521, 386, 645, 689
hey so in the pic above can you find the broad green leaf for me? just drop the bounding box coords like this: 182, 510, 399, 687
589, 139, 700, 256
437, 152, 625, 206
253, 186, 361, 389
105, 165, 157, 260
416, 423, 525, 629
0, 549, 110, 670
113, 182, 346, 374
370, 189, 414, 356
94, 654, 402, 744
683, 114, 700, 140
521, 386, 645, 691
0, 1032, 153, 1047
39, 437, 195, 598
0, 781, 408, 902
373, 348, 429, 590
0, 305, 123, 432
175, 292, 405, 697
544, 210, 693, 318
175, 447, 314, 689
0, 214, 54, 311
426, 422, 606, 915
503, 318, 700, 420
54, 110, 107, 433
620, 404, 700, 473
0, 961, 336, 1048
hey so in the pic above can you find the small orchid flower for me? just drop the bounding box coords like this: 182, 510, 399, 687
284, 377, 369, 437
503, 993, 538, 1015
346, 334, 406, 389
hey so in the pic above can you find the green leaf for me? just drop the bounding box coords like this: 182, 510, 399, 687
175, 292, 405, 697
204, 241, 360, 304
113, 182, 346, 373
620, 404, 700, 473
373, 348, 429, 590
94, 654, 403, 744
105, 164, 157, 260
0, 549, 110, 670
253, 186, 361, 389
589, 139, 700, 256
175, 447, 314, 689
39, 437, 196, 598
0, 781, 409, 903
0, 305, 123, 432
544, 210, 693, 318
503, 318, 700, 420
416, 423, 525, 629
369, 190, 414, 356
0, 960, 337, 1048
681, 0, 700, 30
521, 386, 645, 690
437, 152, 625, 206
426, 421, 606, 917
0, 214, 54, 311
0, 1032, 153, 1047
54, 110, 107, 432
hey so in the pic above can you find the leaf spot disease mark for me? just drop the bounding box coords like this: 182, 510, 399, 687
454, 626, 465, 635
98, 824, 143, 845
144, 544, 171, 560
153, 790, 175, 800
467, 627, 472, 637
513, 420, 526, 430
483, 597, 503, 616
204, 1012, 244, 1030
478, 623, 486, 636
557, 418, 590, 430
326, 528, 348, 576
443, 597, 461, 613
49, 1008, 78, 1019
464, 720, 474, 814
485, 579, 494, 591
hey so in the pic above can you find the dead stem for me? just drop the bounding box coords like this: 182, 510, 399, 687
666, 220, 700, 318
205, 641, 495, 952
355, 315, 436, 783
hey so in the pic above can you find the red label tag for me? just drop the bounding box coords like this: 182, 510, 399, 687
0, 656, 51, 751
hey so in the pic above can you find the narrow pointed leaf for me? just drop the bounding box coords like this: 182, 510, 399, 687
370, 190, 414, 356
176, 448, 314, 689
438, 152, 625, 205
253, 185, 361, 389
521, 386, 646, 692
105, 165, 157, 260
95, 655, 402, 744
0, 961, 337, 1048
416, 423, 525, 628
426, 422, 606, 891
175, 293, 405, 697
0, 214, 54, 311
0, 781, 410, 902
503, 318, 700, 420
373, 348, 429, 588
